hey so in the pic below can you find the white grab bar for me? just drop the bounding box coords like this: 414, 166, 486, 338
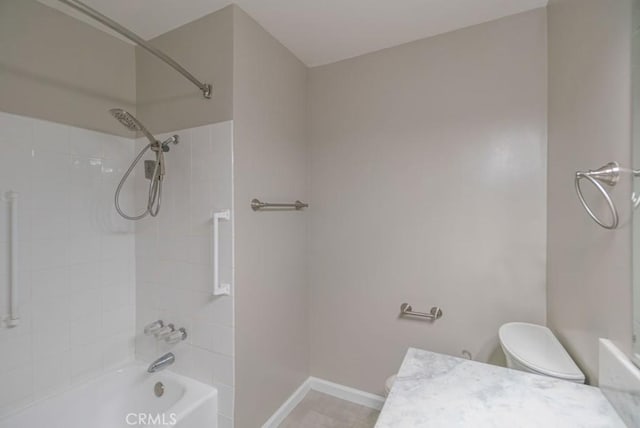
212, 210, 231, 296
5, 191, 19, 327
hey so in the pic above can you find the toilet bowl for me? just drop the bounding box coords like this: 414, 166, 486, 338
498, 322, 585, 383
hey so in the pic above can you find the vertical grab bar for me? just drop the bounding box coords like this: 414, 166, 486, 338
5, 192, 19, 327
212, 210, 231, 296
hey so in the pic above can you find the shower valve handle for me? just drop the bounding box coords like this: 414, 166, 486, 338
143, 320, 164, 336
154, 324, 175, 340
165, 328, 188, 345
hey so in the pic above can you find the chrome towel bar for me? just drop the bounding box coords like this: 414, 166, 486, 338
400, 303, 443, 321
575, 162, 620, 229
251, 198, 309, 211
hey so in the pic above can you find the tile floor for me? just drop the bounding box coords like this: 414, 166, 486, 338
279, 390, 380, 428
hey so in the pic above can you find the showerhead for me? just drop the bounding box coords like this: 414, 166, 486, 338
109, 108, 157, 145
110, 108, 141, 131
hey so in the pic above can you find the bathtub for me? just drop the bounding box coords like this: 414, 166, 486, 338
0, 363, 217, 428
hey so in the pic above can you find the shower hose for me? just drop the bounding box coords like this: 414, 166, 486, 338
114, 143, 164, 220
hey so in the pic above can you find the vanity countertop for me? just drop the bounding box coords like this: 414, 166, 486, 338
375, 348, 625, 428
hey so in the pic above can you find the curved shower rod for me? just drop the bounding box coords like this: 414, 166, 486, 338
57, 0, 212, 99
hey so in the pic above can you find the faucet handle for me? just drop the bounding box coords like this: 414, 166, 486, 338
144, 320, 164, 336
165, 328, 187, 345
154, 324, 175, 340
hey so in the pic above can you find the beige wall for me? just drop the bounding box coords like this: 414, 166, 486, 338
8, 0, 634, 419
0, 0, 136, 136
136, 5, 234, 134
232, 6, 309, 428
547, 0, 633, 384
132, 5, 309, 426
308, 9, 548, 395
634, 0, 640, 363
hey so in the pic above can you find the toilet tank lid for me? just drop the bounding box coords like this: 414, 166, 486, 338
499, 322, 585, 381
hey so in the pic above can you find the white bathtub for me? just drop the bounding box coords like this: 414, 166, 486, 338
0, 363, 217, 428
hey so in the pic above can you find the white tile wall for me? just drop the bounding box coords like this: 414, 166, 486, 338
0, 112, 137, 417
134, 121, 234, 427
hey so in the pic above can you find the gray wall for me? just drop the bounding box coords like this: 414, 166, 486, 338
308, 9, 548, 395
0, 0, 136, 136
547, 0, 633, 384
136, 5, 234, 134
232, 7, 309, 428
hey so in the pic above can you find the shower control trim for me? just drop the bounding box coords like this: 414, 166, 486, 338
165, 328, 188, 345
154, 324, 175, 340
144, 320, 188, 344
143, 320, 164, 335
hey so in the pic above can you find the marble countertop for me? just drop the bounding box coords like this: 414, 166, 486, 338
375, 348, 625, 428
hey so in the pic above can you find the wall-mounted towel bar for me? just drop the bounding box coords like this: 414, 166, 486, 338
575, 162, 640, 229
400, 303, 443, 321
251, 198, 309, 211
575, 162, 620, 229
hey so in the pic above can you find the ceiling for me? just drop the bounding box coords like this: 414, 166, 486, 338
39, 0, 548, 67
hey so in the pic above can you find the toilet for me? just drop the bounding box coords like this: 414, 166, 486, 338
498, 322, 585, 384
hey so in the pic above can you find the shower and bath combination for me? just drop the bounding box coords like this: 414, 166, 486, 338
110, 109, 178, 220
53, 0, 213, 220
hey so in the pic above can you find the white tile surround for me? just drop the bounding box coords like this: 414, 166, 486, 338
134, 121, 234, 428
0, 112, 136, 417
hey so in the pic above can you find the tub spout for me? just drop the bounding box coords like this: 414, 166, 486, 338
147, 353, 175, 373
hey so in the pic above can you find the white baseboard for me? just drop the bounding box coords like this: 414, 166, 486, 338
262, 377, 385, 428
307, 377, 385, 410
261, 379, 312, 428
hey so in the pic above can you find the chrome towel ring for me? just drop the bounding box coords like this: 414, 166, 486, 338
575, 162, 620, 229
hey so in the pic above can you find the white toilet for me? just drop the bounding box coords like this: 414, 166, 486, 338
498, 322, 585, 383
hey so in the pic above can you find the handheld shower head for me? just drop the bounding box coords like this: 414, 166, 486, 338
109, 108, 157, 145
110, 107, 170, 220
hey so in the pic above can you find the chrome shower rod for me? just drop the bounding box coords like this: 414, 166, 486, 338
57, 0, 212, 99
